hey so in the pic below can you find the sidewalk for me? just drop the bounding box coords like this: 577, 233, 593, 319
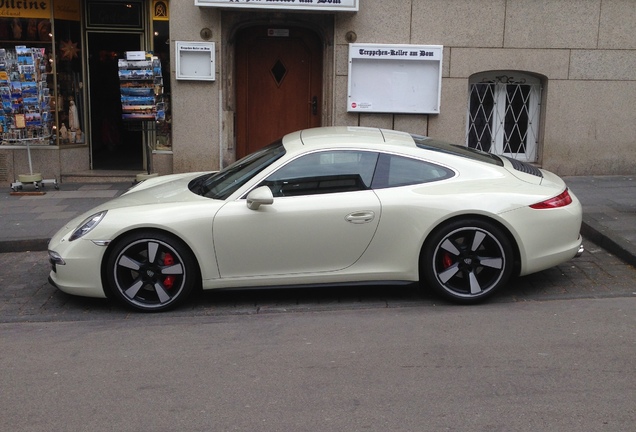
1, 176, 635, 267
0, 182, 131, 253
564, 175, 636, 267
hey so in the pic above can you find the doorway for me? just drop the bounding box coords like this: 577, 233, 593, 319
235, 26, 323, 158
87, 32, 144, 170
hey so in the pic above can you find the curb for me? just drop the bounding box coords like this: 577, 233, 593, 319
580, 218, 636, 268
0, 238, 49, 253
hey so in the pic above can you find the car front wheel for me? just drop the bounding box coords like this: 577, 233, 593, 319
105, 231, 197, 312
422, 219, 514, 304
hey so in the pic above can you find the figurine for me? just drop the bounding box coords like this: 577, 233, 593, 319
59, 123, 68, 140
68, 99, 79, 131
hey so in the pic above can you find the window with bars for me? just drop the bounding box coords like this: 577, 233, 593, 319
466, 72, 542, 162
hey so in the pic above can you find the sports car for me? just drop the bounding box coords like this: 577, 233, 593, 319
48, 126, 584, 311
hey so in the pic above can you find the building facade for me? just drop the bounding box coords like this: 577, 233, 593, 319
1, 0, 635, 185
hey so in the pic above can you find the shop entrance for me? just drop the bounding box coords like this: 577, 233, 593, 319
87, 32, 144, 170
235, 26, 323, 158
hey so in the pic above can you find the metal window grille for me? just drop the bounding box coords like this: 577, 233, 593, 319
467, 75, 542, 162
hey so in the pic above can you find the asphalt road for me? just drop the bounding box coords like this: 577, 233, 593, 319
1, 238, 635, 431
1, 298, 635, 431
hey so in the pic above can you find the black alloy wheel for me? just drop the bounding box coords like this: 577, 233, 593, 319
422, 219, 514, 304
105, 231, 197, 311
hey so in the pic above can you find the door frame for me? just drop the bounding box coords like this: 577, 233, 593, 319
220, 12, 335, 168
85, 30, 147, 170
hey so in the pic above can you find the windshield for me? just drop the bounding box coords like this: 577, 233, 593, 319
190, 141, 286, 200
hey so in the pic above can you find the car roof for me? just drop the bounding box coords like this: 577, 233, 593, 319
282, 126, 417, 152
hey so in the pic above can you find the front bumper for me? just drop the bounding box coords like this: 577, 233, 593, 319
48, 230, 110, 299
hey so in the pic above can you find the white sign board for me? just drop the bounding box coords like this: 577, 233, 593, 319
347, 44, 443, 114
194, 0, 358, 11
125, 51, 146, 61
176, 42, 216, 81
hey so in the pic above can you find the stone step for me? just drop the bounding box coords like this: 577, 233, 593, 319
60, 170, 142, 184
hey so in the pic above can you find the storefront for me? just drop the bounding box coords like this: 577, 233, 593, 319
167, 0, 636, 177
0, 0, 170, 184
2, 0, 635, 185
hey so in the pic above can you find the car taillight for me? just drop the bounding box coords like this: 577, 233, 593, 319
530, 189, 573, 209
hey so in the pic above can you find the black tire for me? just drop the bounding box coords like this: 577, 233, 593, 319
421, 219, 514, 304
104, 231, 198, 312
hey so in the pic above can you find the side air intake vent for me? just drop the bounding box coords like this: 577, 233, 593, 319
503, 156, 543, 178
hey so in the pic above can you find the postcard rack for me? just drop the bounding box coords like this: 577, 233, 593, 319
118, 52, 164, 122
1, 46, 57, 191
118, 52, 165, 179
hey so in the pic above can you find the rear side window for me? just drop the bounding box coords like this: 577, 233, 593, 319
371, 153, 454, 189
412, 134, 503, 167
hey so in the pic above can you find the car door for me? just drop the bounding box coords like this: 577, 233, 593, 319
212, 150, 381, 278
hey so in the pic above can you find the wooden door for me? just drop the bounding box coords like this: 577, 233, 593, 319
236, 26, 323, 158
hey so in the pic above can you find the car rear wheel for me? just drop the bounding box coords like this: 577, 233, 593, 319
105, 231, 197, 312
422, 219, 513, 304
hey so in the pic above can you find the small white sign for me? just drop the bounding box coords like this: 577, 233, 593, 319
126, 51, 146, 61
176, 41, 216, 81
194, 0, 358, 12
268, 28, 290, 37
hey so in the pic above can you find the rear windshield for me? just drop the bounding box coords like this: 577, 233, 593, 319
411, 134, 503, 167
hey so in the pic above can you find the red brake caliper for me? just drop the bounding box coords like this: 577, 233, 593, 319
442, 252, 453, 269
163, 253, 175, 289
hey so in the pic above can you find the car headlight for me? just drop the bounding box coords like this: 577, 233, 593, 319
69, 211, 107, 241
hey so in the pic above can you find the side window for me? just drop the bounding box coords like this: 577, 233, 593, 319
260, 150, 379, 197
371, 154, 454, 189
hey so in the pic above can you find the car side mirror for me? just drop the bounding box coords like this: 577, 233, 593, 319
246, 186, 274, 210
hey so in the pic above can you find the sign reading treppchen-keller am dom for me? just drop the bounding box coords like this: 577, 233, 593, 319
194, 0, 358, 12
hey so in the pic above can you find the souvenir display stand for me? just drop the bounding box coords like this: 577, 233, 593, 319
118, 52, 165, 182
9, 134, 58, 191
1, 46, 57, 191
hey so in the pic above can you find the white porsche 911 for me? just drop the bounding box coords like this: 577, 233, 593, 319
48, 127, 583, 311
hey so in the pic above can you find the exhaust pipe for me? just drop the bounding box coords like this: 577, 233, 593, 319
575, 243, 585, 258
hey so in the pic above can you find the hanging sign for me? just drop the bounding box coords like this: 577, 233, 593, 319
194, 0, 358, 12
348, 44, 443, 114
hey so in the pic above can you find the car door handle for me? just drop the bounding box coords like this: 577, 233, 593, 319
345, 211, 375, 224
